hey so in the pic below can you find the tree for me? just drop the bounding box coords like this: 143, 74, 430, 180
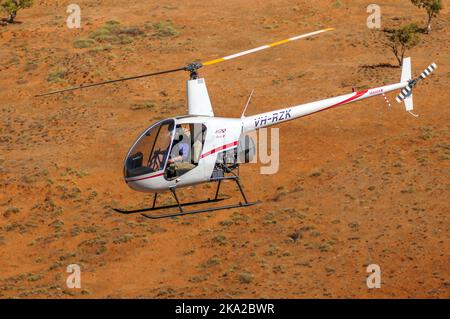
1, 0, 33, 24
411, 0, 443, 33
385, 23, 421, 66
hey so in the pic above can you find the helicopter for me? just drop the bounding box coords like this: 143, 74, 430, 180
37, 28, 437, 219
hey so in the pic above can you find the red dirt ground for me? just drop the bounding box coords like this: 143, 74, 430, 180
0, 0, 449, 298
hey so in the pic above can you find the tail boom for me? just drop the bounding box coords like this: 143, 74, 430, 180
242, 82, 408, 132
242, 58, 436, 132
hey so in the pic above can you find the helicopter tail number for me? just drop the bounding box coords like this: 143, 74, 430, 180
254, 109, 292, 128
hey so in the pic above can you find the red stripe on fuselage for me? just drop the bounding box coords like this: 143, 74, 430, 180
329, 89, 369, 108
200, 141, 238, 159
126, 172, 164, 183
299, 89, 369, 119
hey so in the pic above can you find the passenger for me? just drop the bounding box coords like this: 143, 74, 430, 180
192, 125, 206, 164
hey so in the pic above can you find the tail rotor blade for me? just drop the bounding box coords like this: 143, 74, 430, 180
202, 28, 334, 66
417, 62, 437, 83
396, 85, 413, 103
396, 62, 437, 103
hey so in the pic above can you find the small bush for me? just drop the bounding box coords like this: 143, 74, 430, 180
3, 207, 20, 217
288, 230, 301, 243
119, 26, 144, 36
152, 21, 179, 38
130, 101, 156, 110
310, 170, 321, 177
113, 233, 134, 244
202, 256, 221, 267
237, 272, 253, 284
318, 243, 332, 252
73, 38, 96, 49
27, 273, 43, 282
75, 21, 143, 49
212, 235, 227, 245
332, 0, 342, 8
88, 27, 116, 42
89, 45, 112, 53
47, 70, 67, 83
189, 275, 209, 283
105, 20, 120, 28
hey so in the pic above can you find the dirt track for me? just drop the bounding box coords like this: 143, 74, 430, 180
0, 0, 449, 298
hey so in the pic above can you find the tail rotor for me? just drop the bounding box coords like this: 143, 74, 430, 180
396, 61, 437, 104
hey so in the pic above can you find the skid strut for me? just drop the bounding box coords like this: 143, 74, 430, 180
113, 176, 259, 219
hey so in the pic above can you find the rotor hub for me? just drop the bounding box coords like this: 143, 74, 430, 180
184, 62, 203, 79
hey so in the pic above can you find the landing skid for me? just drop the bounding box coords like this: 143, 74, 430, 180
113, 196, 230, 215
142, 201, 259, 219
113, 175, 259, 219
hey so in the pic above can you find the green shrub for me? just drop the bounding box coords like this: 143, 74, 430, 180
152, 21, 179, 38
237, 272, 253, 284
73, 38, 96, 49
47, 70, 67, 83
75, 21, 143, 48
385, 23, 421, 66
411, 0, 442, 33
1, 0, 33, 23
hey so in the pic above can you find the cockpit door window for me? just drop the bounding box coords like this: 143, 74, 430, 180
124, 120, 175, 178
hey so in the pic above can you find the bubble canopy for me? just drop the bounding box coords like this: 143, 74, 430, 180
124, 119, 175, 178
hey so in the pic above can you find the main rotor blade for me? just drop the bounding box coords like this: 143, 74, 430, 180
35, 66, 185, 97
202, 28, 334, 66
37, 28, 334, 97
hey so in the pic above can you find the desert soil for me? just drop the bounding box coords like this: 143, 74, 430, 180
0, 0, 449, 298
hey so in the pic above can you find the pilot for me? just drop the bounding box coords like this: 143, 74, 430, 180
167, 126, 195, 177
148, 123, 174, 170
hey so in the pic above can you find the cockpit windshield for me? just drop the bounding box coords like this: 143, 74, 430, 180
124, 119, 175, 178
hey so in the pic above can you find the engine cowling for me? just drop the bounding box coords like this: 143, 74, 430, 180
218, 134, 256, 165
236, 134, 256, 163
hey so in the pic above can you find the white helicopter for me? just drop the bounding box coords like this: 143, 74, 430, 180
38, 28, 437, 219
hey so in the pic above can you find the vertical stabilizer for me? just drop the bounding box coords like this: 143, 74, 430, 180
401, 57, 412, 83
397, 57, 414, 112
